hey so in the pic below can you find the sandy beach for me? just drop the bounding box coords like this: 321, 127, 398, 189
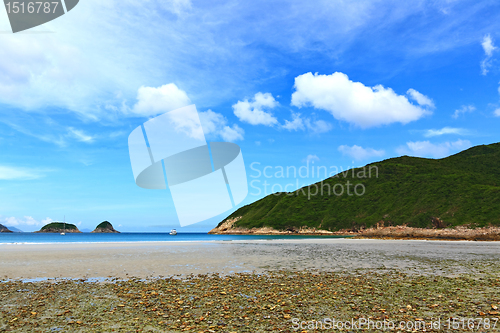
1, 238, 499, 280
1, 239, 500, 332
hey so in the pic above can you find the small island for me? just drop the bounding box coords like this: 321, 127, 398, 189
35, 222, 81, 233
91, 221, 120, 233
0, 224, 13, 233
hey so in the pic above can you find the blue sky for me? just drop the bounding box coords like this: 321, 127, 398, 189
1, 0, 500, 232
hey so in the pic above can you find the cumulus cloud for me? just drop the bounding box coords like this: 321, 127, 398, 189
219, 125, 244, 142
481, 34, 496, 75
232, 92, 279, 126
282, 112, 305, 131
338, 145, 385, 161
132, 84, 191, 117
452, 105, 475, 119
407, 88, 435, 108
41, 217, 54, 225
0, 216, 43, 227
0, 0, 498, 123
199, 109, 244, 142
397, 139, 472, 159
304, 119, 332, 134
282, 112, 332, 134
0, 165, 44, 180
423, 127, 469, 137
291, 72, 431, 128
494, 108, 500, 117
0, 0, 201, 119
129, 85, 243, 141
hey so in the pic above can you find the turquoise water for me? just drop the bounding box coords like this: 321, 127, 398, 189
0, 232, 348, 244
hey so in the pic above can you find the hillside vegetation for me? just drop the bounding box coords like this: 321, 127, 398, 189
219, 143, 500, 231
37, 222, 80, 233
92, 221, 119, 233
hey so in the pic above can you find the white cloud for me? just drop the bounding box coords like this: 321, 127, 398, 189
282, 112, 304, 131
198, 109, 225, 134
0, 165, 44, 180
199, 109, 244, 142
282, 112, 332, 134
481, 34, 496, 75
423, 127, 469, 137
3, 120, 96, 147
397, 139, 472, 158
0, 0, 498, 123
0, 1, 201, 119
452, 105, 475, 119
1, 216, 42, 227
305, 119, 332, 134
303, 154, 320, 163
232, 92, 279, 126
41, 217, 53, 225
494, 108, 500, 117
291, 72, 431, 128
160, 0, 192, 15
338, 145, 385, 161
220, 125, 244, 142
407, 88, 435, 108
132, 84, 191, 117
67, 127, 94, 143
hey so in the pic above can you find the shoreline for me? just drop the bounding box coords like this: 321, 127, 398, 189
1, 238, 499, 280
209, 225, 500, 241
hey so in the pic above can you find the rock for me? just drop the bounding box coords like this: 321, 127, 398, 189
91, 221, 120, 233
0, 224, 13, 233
208, 217, 333, 235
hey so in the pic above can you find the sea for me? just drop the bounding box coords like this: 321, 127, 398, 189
0, 232, 348, 244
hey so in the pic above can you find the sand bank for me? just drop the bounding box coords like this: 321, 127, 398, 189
1, 238, 499, 280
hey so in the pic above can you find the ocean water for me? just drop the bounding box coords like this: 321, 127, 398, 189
0, 232, 348, 244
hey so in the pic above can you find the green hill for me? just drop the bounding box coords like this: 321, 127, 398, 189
37, 222, 80, 233
95, 221, 113, 229
217, 142, 500, 231
92, 221, 119, 233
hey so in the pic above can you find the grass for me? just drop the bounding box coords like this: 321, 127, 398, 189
40, 223, 78, 231
221, 142, 500, 232
95, 221, 113, 229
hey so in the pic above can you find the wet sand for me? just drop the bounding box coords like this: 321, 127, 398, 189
1, 238, 499, 280
2, 239, 499, 332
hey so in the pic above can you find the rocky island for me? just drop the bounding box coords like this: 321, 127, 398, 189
35, 222, 81, 233
0, 224, 13, 233
91, 221, 120, 233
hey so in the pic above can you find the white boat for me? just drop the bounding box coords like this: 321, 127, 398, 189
61, 216, 66, 235
169, 229, 177, 235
